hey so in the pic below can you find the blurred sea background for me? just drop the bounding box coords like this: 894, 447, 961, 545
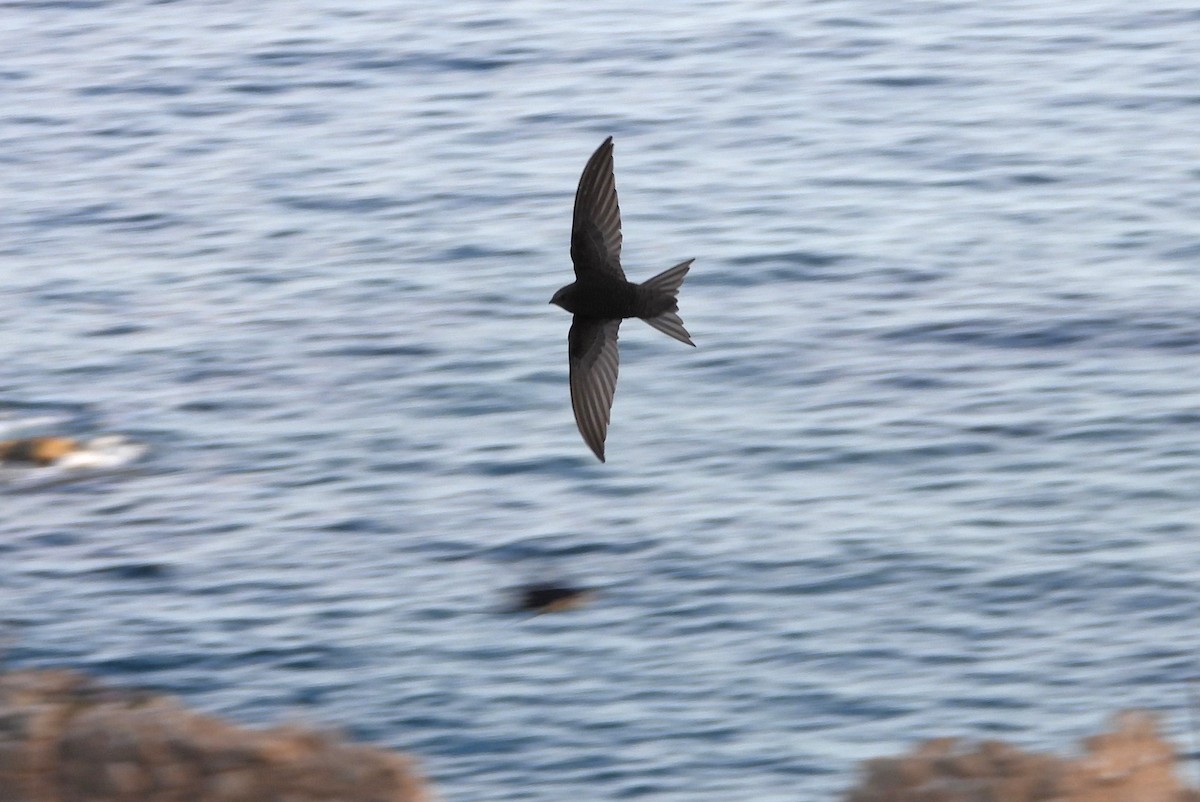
2, 1, 1199, 799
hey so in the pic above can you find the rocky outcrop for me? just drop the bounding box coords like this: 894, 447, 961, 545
845, 710, 1200, 802
5, 666, 1200, 802
0, 670, 431, 802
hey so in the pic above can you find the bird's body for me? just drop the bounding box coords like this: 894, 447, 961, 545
552, 276, 632, 318
553, 274, 676, 320
550, 137, 694, 462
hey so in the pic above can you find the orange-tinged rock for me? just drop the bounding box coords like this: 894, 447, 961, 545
0, 437, 80, 465
846, 711, 1197, 802
0, 670, 432, 802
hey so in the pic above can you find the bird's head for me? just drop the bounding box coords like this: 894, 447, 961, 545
549, 285, 572, 310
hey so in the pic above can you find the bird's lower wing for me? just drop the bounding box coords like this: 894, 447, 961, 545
568, 318, 621, 462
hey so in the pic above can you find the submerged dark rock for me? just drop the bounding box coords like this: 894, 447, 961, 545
510, 582, 595, 614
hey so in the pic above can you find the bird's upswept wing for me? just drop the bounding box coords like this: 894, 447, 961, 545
568, 318, 621, 462
570, 137, 625, 281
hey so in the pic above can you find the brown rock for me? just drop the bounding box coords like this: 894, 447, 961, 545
845, 711, 1197, 802
0, 437, 80, 465
1062, 711, 1182, 802
0, 670, 431, 802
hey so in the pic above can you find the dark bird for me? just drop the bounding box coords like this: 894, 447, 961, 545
550, 137, 694, 462
509, 582, 595, 615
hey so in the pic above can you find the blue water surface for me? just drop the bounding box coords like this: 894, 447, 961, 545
2, 2, 1200, 799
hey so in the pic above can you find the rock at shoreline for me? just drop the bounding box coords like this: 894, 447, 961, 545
845, 710, 1200, 802
0, 670, 431, 802
5, 666, 1200, 801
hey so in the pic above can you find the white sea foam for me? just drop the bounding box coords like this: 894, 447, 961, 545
53, 436, 147, 470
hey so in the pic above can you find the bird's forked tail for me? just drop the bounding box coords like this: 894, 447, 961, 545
640, 259, 695, 346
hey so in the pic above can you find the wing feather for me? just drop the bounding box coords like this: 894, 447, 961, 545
568, 318, 621, 462
570, 137, 625, 280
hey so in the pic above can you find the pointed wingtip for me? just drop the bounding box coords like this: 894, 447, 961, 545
584, 437, 606, 462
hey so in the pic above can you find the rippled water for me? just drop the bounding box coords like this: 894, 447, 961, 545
3, 2, 1199, 799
